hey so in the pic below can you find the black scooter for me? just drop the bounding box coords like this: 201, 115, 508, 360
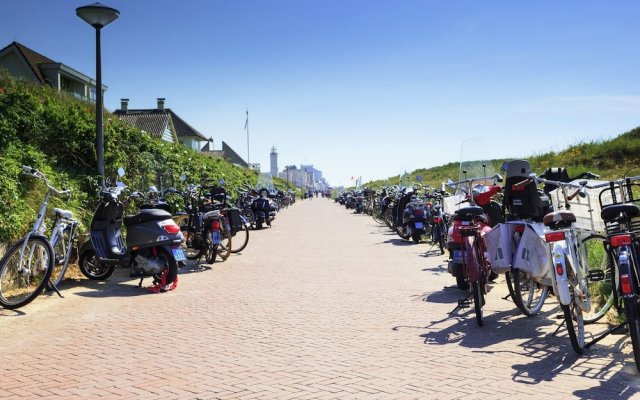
78, 170, 185, 292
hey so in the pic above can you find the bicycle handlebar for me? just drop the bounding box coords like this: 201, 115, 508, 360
21, 165, 72, 197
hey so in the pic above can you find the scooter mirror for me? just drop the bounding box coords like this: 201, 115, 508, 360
117, 167, 125, 177
219, 179, 225, 186
180, 174, 187, 182
494, 173, 503, 183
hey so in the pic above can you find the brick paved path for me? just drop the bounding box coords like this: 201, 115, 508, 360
2, 199, 640, 399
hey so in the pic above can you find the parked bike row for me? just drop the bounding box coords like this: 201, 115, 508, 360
0, 166, 295, 310
338, 158, 640, 373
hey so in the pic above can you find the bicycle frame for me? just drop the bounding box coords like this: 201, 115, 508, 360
546, 228, 591, 311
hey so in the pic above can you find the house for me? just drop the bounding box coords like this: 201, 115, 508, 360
0, 41, 103, 102
114, 98, 208, 148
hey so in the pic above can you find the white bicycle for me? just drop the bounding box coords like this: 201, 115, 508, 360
0, 166, 72, 309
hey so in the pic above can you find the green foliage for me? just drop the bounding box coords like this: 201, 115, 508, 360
363, 127, 640, 190
0, 70, 259, 242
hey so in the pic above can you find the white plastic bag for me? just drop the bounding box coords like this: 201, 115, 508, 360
513, 226, 552, 280
483, 223, 514, 274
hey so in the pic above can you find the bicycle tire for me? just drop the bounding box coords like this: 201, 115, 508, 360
205, 231, 218, 264
0, 235, 54, 309
472, 281, 484, 327
561, 302, 585, 354
383, 208, 394, 229
371, 206, 385, 224
511, 268, 549, 316
217, 230, 232, 260
230, 224, 250, 253
582, 234, 614, 324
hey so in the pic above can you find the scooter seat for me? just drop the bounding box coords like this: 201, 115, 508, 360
455, 206, 485, 219
203, 210, 221, 220
124, 208, 172, 226
601, 204, 640, 222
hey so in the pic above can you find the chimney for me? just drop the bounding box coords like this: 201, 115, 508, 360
157, 98, 165, 111
120, 98, 129, 112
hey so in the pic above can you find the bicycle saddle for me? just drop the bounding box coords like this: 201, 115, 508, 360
543, 210, 576, 228
54, 208, 73, 219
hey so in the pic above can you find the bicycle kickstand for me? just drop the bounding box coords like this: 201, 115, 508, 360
449, 292, 473, 315
47, 280, 64, 298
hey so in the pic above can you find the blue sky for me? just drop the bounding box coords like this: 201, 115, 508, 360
2, 1, 640, 186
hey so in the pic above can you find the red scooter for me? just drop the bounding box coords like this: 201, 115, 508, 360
446, 177, 503, 290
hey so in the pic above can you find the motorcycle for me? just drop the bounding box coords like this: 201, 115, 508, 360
78, 169, 185, 292
354, 191, 365, 214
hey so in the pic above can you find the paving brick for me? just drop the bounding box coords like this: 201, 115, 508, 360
2, 200, 640, 399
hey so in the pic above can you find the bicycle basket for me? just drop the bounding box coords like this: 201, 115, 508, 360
548, 179, 609, 234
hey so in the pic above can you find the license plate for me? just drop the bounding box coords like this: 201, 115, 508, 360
172, 248, 186, 262
415, 222, 424, 230
211, 230, 221, 245
453, 250, 463, 264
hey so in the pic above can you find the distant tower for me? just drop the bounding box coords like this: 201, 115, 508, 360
270, 146, 278, 178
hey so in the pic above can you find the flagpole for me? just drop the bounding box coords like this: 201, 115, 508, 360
245, 109, 250, 166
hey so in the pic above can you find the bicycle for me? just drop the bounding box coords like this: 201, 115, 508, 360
589, 175, 640, 370
0, 166, 70, 309
48, 207, 80, 289
538, 177, 608, 354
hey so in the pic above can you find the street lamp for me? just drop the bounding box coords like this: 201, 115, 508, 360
76, 2, 120, 186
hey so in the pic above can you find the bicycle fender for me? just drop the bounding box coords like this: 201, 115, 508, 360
551, 244, 572, 306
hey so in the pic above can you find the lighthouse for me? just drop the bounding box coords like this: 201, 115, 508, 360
270, 146, 278, 178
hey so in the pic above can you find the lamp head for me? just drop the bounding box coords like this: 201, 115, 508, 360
76, 2, 120, 29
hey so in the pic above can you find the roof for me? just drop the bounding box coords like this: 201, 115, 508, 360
114, 111, 170, 140
168, 110, 208, 141
0, 41, 55, 83
222, 141, 247, 167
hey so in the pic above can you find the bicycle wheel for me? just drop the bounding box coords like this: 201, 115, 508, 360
205, 231, 218, 264
182, 229, 205, 260
561, 302, 585, 354
49, 225, 73, 287
230, 224, 250, 253
472, 281, 484, 327
582, 234, 614, 324
242, 208, 255, 226
371, 206, 385, 224
511, 268, 549, 316
0, 236, 53, 309
383, 208, 394, 229
625, 295, 640, 372
217, 230, 232, 260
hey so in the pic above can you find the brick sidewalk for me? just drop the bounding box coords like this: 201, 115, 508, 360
1, 199, 640, 399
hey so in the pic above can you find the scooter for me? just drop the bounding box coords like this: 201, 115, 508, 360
252, 189, 276, 229
446, 179, 503, 290
401, 196, 428, 243
78, 169, 185, 292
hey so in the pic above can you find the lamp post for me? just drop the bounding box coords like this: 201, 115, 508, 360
76, 2, 120, 186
